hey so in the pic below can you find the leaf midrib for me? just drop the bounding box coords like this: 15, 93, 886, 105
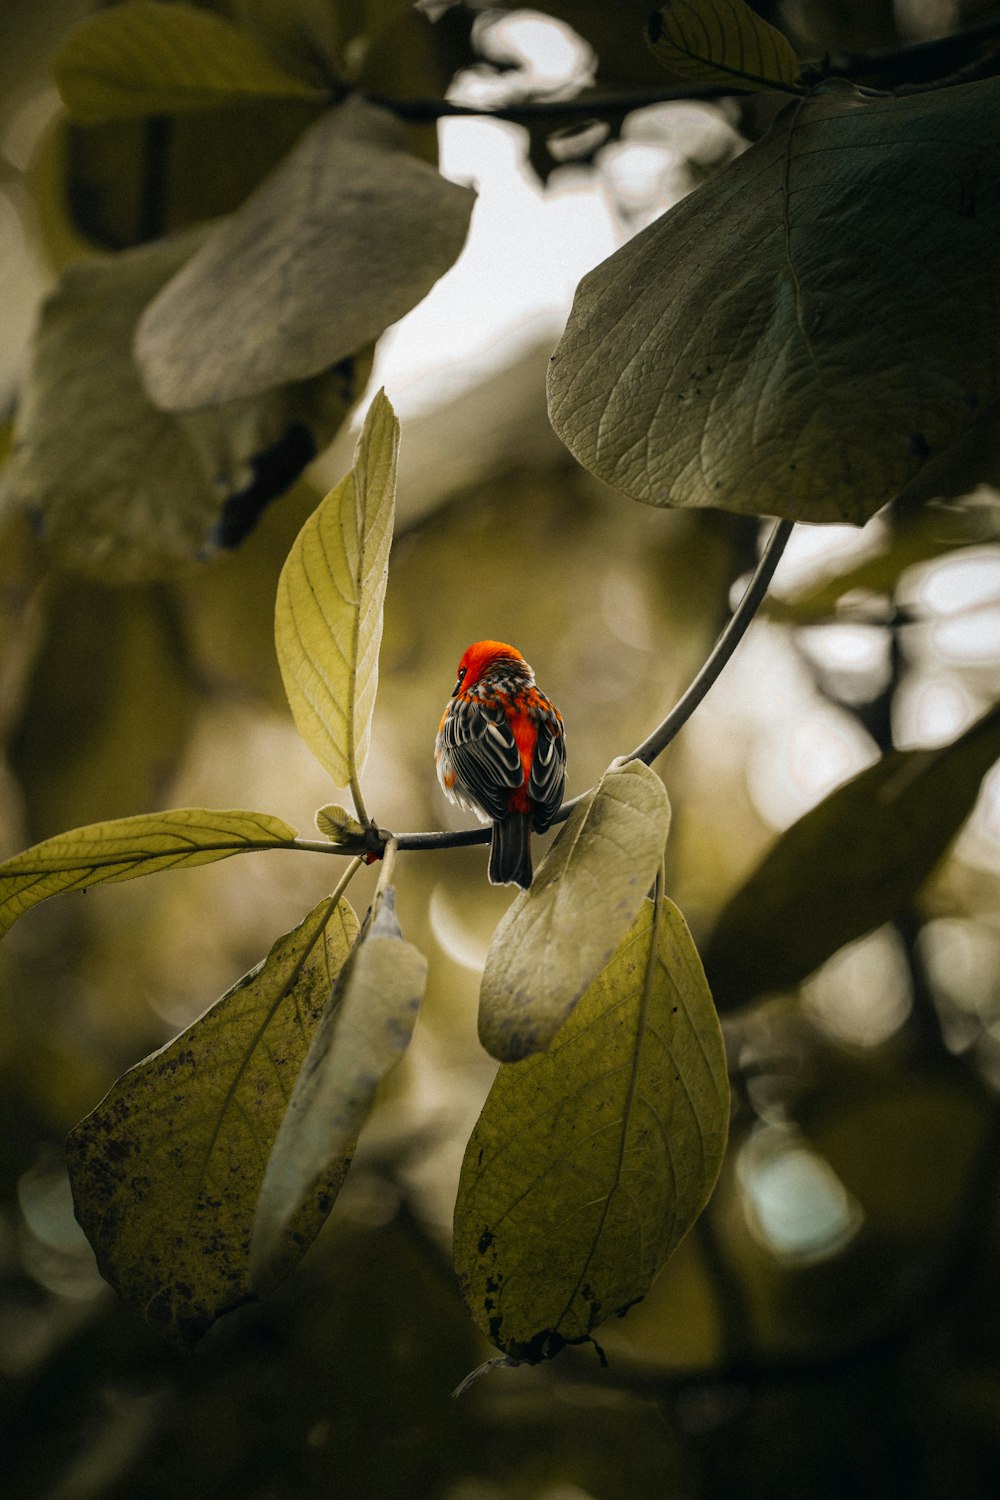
550, 897, 664, 1337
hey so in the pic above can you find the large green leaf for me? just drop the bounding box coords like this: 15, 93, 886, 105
0, 231, 361, 581
250, 886, 427, 1284
211, 0, 346, 90
356, 2, 475, 102
646, 0, 801, 92
548, 78, 1000, 525
479, 761, 671, 1062
54, 1, 326, 122
704, 702, 1000, 1009
66, 895, 359, 1346
0, 808, 298, 939
455, 896, 729, 1361
135, 96, 475, 409
9, 580, 200, 841
274, 389, 398, 791
37, 101, 325, 256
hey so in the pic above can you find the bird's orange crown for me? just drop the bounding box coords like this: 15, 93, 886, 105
454, 640, 532, 691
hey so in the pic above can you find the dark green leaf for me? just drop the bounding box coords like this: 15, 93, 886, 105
210, 0, 346, 91
357, 2, 476, 102
67, 896, 359, 1346
646, 0, 801, 92
42, 102, 325, 255
54, 1, 326, 122
135, 97, 476, 408
455, 896, 728, 1361
548, 78, 1000, 525
704, 702, 1000, 1009
0, 230, 360, 580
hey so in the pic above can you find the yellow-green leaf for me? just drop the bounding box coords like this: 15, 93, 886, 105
210, 0, 346, 90
135, 96, 475, 409
250, 887, 427, 1284
315, 803, 368, 844
478, 761, 671, 1062
67, 896, 359, 1346
54, 1, 326, 123
455, 896, 729, 1361
548, 78, 1000, 526
0, 808, 298, 939
646, 0, 800, 93
274, 389, 399, 790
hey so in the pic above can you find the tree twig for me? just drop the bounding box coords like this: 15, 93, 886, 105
627, 517, 794, 768
349, 768, 371, 831
362, 18, 1000, 127
364, 83, 735, 124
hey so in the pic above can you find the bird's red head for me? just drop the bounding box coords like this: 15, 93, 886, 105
452, 640, 531, 695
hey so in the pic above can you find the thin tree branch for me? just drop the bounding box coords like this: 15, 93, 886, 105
835, 14, 1000, 89
371, 833, 399, 912
349, 768, 371, 830
364, 83, 735, 124
362, 18, 1000, 126
627, 517, 794, 767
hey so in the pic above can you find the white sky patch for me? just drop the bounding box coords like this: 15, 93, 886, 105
601, 139, 673, 208
920, 916, 1000, 1034
746, 707, 879, 830
599, 567, 655, 652
803, 622, 884, 670
369, 115, 621, 417
903, 549, 1000, 667
803, 925, 913, 1049
914, 550, 1000, 616
469, 10, 596, 99
797, 712, 874, 800
954, 762, 1000, 874
797, 622, 893, 705
737, 1125, 864, 1265
892, 672, 977, 749
767, 516, 888, 600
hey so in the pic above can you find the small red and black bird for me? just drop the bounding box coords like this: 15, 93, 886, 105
436, 641, 566, 889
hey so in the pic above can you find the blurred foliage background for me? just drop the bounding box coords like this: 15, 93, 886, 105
4, 1, 1000, 1496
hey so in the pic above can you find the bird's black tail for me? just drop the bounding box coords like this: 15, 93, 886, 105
489, 812, 533, 889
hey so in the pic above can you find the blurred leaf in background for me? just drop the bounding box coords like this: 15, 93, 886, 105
0, 231, 364, 580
